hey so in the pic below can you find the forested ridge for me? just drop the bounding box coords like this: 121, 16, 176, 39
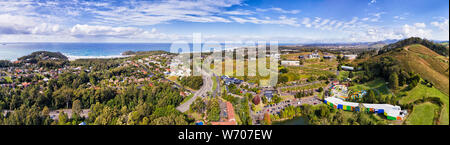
379, 37, 449, 57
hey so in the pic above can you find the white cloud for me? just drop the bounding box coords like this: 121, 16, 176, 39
70, 24, 145, 37
401, 24, 432, 38
223, 10, 254, 15
367, 12, 385, 22
302, 18, 312, 28
393, 16, 406, 20
82, 0, 244, 26
431, 18, 449, 32
369, 0, 377, 5
414, 23, 426, 28
229, 16, 300, 27
0, 14, 63, 35
256, 7, 300, 14
299, 16, 364, 32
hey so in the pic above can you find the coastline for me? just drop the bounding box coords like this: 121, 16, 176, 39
65, 54, 133, 61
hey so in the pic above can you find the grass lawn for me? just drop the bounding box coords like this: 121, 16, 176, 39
349, 78, 390, 96
316, 91, 325, 99
212, 75, 217, 92
180, 94, 194, 105
3, 76, 12, 83
337, 71, 349, 81
406, 102, 439, 125
286, 65, 335, 81
253, 102, 264, 113
187, 111, 204, 121
281, 82, 327, 92
348, 78, 449, 124
399, 82, 449, 125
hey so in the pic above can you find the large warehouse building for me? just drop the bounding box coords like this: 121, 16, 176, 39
324, 97, 407, 120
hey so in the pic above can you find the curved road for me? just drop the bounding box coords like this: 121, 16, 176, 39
176, 66, 213, 113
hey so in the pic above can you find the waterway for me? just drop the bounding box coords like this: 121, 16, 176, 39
273, 116, 309, 125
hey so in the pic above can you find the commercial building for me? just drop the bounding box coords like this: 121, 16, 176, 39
324, 95, 407, 120
341, 66, 354, 71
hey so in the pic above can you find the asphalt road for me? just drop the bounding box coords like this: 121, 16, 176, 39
176, 66, 213, 113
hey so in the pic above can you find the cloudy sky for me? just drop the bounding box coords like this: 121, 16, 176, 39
0, 0, 448, 43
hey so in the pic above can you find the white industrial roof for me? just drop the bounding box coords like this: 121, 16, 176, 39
325, 97, 359, 107
325, 97, 404, 117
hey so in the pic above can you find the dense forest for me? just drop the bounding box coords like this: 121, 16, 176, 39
179, 76, 203, 90
356, 56, 421, 90
0, 60, 12, 68
0, 72, 189, 125
15, 51, 70, 69
18, 51, 68, 62
71, 59, 122, 71
379, 37, 449, 56
0, 53, 192, 125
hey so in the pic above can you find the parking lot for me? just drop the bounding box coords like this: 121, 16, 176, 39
253, 96, 323, 122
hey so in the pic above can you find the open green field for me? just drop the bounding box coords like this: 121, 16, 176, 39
180, 94, 194, 105
399, 82, 449, 125
3, 76, 13, 83
348, 78, 449, 124
304, 59, 338, 70
406, 102, 440, 125
281, 82, 327, 92
337, 71, 349, 81
348, 78, 390, 96
281, 52, 310, 60
280, 52, 338, 82
212, 75, 217, 92
253, 102, 264, 113
287, 66, 335, 79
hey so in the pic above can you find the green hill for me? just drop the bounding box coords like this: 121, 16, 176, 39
360, 42, 448, 125
18, 51, 68, 63
380, 37, 449, 57
374, 44, 449, 95
18, 51, 69, 69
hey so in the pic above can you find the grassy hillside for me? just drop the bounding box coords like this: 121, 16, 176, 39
365, 44, 448, 125
370, 44, 449, 95
406, 102, 440, 125
399, 80, 449, 125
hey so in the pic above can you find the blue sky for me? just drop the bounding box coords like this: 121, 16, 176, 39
0, 0, 448, 43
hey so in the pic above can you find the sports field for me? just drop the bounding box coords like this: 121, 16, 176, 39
406, 102, 440, 125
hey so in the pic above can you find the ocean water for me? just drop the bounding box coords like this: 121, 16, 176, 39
0, 43, 172, 61
0, 42, 295, 61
